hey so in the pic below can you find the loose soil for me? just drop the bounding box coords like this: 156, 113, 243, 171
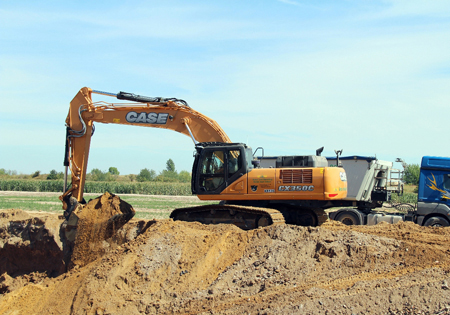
1, 193, 450, 314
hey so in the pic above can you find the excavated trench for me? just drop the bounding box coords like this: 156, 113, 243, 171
1, 193, 450, 314
0, 193, 151, 292
0, 209, 65, 278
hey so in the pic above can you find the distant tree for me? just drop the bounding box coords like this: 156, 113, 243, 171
404, 164, 420, 185
137, 168, 156, 182
32, 171, 40, 178
166, 159, 176, 172
47, 170, 57, 180
90, 168, 104, 181
1, 169, 16, 176
156, 170, 178, 182
128, 174, 137, 182
89, 168, 114, 181
47, 169, 64, 180
154, 158, 179, 182
108, 167, 120, 175
178, 170, 191, 183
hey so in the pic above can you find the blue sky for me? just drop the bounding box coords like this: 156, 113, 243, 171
1, 0, 450, 175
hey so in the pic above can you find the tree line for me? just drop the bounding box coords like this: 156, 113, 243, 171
1, 161, 422, 185
0, 159, 191, 183
88, 159, 190, 183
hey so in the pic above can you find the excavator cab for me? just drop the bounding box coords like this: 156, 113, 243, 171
192, 142, 253, 195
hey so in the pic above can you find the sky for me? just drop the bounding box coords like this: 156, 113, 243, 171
1, 0, 450, 175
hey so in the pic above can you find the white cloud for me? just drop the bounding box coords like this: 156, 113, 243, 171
277, 0, 300, 6
380, 0, 450, 18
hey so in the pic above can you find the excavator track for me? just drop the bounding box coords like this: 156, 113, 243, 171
275, 206, 328, 227
170, 204, 285, 230
313, 208, 328, 226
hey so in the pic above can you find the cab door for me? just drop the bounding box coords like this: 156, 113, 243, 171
196, 149, 226, 194
221, 148, 247, 195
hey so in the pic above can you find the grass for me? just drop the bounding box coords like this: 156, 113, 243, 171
0, 195, 62, 212
390, 193, 417, 204
0, 192, 215, 220
390, 184, 418, 204
403, 184, 418, 194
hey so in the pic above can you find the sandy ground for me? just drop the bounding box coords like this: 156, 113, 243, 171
1, 193, 450, 314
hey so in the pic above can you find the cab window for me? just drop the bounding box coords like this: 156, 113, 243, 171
200, 150, 225, 191
443, 174, 450, 190
228, 150, 242, 176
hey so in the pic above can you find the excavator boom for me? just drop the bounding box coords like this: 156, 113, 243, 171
61, 87, 231, 209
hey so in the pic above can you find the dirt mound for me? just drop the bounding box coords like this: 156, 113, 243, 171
1, 202, 450, 314
69, 192, 136, 268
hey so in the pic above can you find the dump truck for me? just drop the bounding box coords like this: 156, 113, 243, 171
60, 87, 348, 236
325, 156, 450, 227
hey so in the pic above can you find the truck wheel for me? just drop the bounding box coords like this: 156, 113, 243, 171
335, 211, 361, 226
423, 216, 450, 227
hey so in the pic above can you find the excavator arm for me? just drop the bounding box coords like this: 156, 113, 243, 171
60, 87, 231, 214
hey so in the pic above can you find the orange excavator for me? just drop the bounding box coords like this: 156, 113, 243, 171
60, 87, 347, 231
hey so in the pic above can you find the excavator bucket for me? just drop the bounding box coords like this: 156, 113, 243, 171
62, 192, 135, 267
63, 192, 135, 242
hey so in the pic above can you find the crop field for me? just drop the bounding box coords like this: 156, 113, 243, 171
0, 179, 191, 195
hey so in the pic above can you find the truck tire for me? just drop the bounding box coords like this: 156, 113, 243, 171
335, 211, 362, 226
423, 216, 450, 227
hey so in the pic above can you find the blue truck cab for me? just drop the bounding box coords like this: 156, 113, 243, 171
417, 156, 450, 226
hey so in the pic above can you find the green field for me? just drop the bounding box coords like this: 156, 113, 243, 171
0, 192, 215, 220
0, 179, 191, 195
